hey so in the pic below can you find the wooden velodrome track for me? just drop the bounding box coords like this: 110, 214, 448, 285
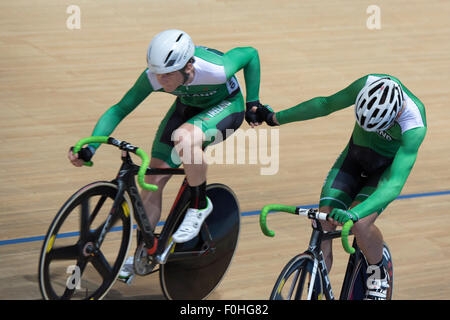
0, 0, 449, 300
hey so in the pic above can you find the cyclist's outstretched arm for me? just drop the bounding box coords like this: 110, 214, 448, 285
223, 47, 261, 103
274, 75, 369, 125
89, 70, 153, 149
68, 70, 153, 166
350, 126, 427, 219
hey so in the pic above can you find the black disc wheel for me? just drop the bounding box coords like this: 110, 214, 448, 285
160, 183, 240, 300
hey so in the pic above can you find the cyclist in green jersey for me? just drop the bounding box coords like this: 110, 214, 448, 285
256, 74, 427, 299
68, 29, 266, 281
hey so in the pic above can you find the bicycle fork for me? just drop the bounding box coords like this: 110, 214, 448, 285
307, 226, 335, 300
318, 252, 334, 300
93, 180, 130, 251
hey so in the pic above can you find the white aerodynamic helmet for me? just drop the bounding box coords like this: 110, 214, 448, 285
147, 29, 195, 74
355, 77, 404, 132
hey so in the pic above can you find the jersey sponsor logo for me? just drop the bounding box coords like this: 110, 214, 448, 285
172, 90, 218, 98
226, 77, 239, 94
205, 101, 231, 118
376, 130, 393, 141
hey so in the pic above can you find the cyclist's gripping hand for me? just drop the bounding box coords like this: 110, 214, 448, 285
245, 101, 263, 128
328, 208, 359, 225
68, 146, 94, 167
245, 101, 279, 127
256, 104, 279, 126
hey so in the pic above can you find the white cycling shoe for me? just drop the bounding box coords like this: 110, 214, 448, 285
172, 197, 213, 243
118, 256, 134, 285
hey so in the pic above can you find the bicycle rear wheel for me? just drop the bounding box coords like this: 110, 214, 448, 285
38, 181, 133, 300
270, 253, 324, 300
160, 183, 240, 300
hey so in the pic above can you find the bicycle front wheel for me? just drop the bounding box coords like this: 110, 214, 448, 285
270, 253, 324, 300
38, 181, 133, 300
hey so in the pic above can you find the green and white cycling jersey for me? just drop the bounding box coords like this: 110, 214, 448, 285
88, 45, 261, 152
275, 74, 427, 219
145, 46, 245, 108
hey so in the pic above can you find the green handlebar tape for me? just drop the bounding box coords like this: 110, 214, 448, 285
73, 136, 109, 154
135, 148, 158, 192
341, 220, 355, 254
260, 204, 297, 237
72, 136, 158, 192
73, 136, 109, 167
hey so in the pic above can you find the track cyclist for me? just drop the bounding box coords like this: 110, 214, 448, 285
68, 29, 266, 283
256, 74, 427, 300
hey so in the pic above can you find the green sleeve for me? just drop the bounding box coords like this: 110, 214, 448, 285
222, 47, 261, 103
351, 127, 427, 218
276, 75, 369, 125
89, 70, 153, 149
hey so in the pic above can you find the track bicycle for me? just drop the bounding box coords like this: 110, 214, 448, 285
260, 204, 394, 300
38, 136, 240, 300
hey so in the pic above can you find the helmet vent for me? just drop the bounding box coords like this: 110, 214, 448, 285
360, 115, 367, 125
372, 108, 379, 118
164, 50, 174, 64
369, 82, 383, 96
176, 33, 184, 42
367, 97, 377, 110
389, 90, 395, 103
380, 87, 389, 104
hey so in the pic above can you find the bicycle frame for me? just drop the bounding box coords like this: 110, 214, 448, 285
104, 151, 174, 252
40, 136, 239, 300
260, 205, 375, 300
104, 150, 217, 264
74, 136, 221, 263
304, 221, 335, 300
302, 218, 366, 300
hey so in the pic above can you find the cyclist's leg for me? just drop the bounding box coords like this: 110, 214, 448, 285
141, 157, 173, 230
350, 204, 383, 265
319, 143, 359, 272
171, 91, 244, 242
119, 101, 184, 283
173, 122, 207, 189
146, 99, 188, 229
173, 91, 245, 208
349, 179, 387, 265
327, 139, 393, 267
350, 184, 390, 299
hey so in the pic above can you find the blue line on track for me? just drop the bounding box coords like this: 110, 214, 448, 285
1, 189, 449, 247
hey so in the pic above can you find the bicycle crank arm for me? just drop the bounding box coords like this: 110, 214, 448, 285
156, 239, 175, 265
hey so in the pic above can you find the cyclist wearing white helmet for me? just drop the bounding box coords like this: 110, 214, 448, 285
354, 77, 404, 132
68, 29, 267, 282
256, 73, 427, 300
146, 29, 196, 90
